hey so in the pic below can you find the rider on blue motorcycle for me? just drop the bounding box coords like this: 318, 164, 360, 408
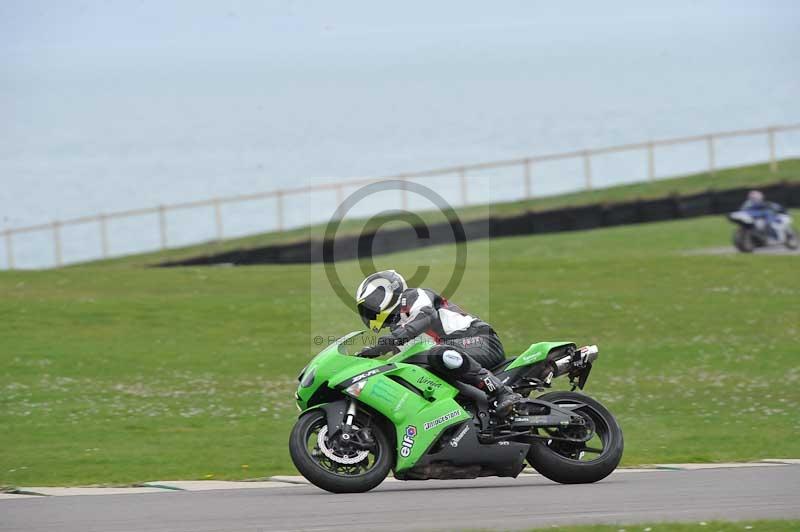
742, 189, 782, 220
355, 270, 522, 417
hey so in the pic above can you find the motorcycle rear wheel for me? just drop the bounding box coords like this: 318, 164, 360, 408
526, 391, 623, 484
289, 409, 392, 493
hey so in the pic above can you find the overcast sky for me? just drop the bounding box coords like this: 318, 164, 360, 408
3, 2, 798, 64
2, 1, 799, 237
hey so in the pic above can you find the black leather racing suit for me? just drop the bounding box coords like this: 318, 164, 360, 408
384, 288, 506, 387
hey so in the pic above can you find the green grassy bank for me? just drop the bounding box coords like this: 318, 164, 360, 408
2, 209, 798, 485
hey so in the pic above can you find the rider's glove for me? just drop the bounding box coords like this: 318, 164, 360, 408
357, 336, 400, 358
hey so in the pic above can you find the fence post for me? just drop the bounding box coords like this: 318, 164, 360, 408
4, 230, 13, 270
400, 177, 408, 211
523, 159, 532, 199
768, 128, 777, 173
213, 199, 224, 241
459, 168, 468, 205
158, 205, 168, 249
706, 135, 716, 177
583, 150, 593, 190
335, 184, 344, 207
99, 214, 109, 258
52, 221, 63, 267
276, 190, 284, 232
647, 142, 655, 181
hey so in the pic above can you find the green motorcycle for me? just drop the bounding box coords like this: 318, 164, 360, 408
290, 331, 623, 493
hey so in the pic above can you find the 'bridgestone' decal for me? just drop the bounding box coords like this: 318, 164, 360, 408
423, 409, 462, 430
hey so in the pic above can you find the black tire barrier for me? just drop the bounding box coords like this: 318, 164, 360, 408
158, 181, 800, 267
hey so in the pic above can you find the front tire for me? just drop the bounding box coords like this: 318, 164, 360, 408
527, 391, 623, 484
785, 228, 799, 250
733, 228, 755, 253
289, 409, 392, 493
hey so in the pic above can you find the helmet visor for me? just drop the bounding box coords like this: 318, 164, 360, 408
357, 303, 378, 329
357, 304, 396, 332
357, 285, 397, 332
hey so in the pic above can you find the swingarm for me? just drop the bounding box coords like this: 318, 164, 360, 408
480, 399, 590, 444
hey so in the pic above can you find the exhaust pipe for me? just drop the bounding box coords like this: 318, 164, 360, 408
541, 345, 599, 383
580, 345, 599, 364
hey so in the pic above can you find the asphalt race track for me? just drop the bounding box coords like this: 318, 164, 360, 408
688, 246, 800, 255
2, 466, 799, 532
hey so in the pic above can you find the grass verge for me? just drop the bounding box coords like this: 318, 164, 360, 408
1, 212, 799, 485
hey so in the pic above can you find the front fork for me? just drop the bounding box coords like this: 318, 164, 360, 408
339, 400, 358, 443
339, 399, 377, 450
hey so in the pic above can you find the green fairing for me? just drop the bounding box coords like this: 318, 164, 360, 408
386, 339, 436, 363
296, 333, 467, 472
505, 341, 575, 370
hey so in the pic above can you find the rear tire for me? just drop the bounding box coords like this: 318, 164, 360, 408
289, 409, 392, 493
733, 228, 755, 253
527, 391, 623, 484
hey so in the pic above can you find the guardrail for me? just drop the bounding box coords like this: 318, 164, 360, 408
2, 123, 799, 269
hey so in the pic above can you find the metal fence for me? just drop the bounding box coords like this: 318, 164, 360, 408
3, 123, 799, 269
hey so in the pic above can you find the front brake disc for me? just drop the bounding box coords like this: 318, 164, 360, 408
317, 425, 370, 465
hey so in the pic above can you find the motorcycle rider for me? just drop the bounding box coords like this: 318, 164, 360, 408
741, 190, 785, 239
354, 270, 522, 417
741, 189, 785, 212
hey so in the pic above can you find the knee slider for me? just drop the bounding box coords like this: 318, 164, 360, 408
442, 349, 463, 369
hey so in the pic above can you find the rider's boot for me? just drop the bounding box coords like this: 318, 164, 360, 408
476, 368, 522, 418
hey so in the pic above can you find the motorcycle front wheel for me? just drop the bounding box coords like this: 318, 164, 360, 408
733, 227, 755, 253
785, 228, 799, 250
289, 408, 392, 493
526, 391, 624, 484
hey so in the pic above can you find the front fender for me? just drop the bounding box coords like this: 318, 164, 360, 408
299, 399, 349, 438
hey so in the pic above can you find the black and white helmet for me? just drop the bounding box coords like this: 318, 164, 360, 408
355, 270, 407, 332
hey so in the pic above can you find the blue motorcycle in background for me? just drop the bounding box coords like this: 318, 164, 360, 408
728, 205, 798, 253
